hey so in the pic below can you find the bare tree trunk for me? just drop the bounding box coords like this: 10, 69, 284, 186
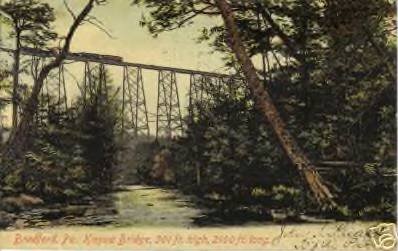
214, 0, 335, 206
4, 0, 97, 159
11, 31, 21, 130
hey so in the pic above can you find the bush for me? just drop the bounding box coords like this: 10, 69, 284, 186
0, 67, 120, 204
166, 76, 396, 220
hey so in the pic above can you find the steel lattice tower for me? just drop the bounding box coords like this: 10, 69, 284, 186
83, 62, 94, 107
32, 56, 68, 125
122, 66, 150, 137
188, 74, 205, 122
189, 74, 225, 122
156, 70, 183, 139
83, 63, 107, 104
46, 63, 68, 123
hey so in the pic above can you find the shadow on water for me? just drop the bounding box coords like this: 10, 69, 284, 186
192, 207, 273, 227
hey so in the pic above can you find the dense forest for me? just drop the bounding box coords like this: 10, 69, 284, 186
0, 0, 396, 228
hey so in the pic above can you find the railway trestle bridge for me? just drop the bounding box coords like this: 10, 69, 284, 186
0, 47, 243, 139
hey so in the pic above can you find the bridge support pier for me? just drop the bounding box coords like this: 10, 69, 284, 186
188, 74, 227, 122
156, 70, 183, 139
31, 56, 68, 126
122, 66, 150, 137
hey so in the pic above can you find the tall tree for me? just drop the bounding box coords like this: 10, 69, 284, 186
134, 0, 335, 205
0, 0, 57, 130
213, 0, 334, 205
4, 0, 106, 159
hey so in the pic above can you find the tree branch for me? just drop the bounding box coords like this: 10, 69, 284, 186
258, 7, 305, 63
157, 5, 219, 32
5, 0, 99, 158
173, 6, 214, 30
193, 5, 218, 14
63, 0, 77, 20
39, 0, 96, 77
363, 26, 396, 82
84, 16, 115, 39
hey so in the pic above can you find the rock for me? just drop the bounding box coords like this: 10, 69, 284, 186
19, 194, 44, 206
2, 194, 44, 211
270, 210, 289, 222
63, 205, 87, 216
84, 207, 116, 216
14, 219, 27, 229
34, 221, 51, 228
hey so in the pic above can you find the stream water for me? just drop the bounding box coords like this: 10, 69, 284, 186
3, 185, 384, 251
7, 185, 379, 231
9, 185, 207, 229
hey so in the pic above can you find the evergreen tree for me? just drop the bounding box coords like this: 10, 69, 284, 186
4, 0, 103, 160
0, 0, 57, 130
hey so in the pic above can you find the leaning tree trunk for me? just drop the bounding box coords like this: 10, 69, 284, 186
214, 0, 335, 206
4, 0, 97, 159
6, 62, 56, 158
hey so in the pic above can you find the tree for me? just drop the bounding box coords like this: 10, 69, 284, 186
0, 0, 57, 130
4, 0, 106, 159
75, 65, 119, 192
134, 0, 335, 205
212, 0, 334, 206
1, 67, 119, 202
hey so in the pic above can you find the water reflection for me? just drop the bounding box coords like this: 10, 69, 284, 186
8, 185, 205, 229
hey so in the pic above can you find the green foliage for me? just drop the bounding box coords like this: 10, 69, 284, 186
0, 66, 120, 203
169, 83, 301, 205
71, 65, 120, 192
134, 0, 396, 220
328, 165, 396, 219
0, 0, 57, 47
133, 141, 160, 183
3, 139, 90, 200
0, 60, 11, 118
74, 87, 119, 191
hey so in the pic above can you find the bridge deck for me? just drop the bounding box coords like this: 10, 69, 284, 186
0, 47, 235, 78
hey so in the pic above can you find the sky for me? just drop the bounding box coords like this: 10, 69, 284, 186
0, 0, 230, 132
46, 0, 227, 71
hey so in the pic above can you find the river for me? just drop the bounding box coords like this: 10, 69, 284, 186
2, 186, 384, 250
8, 185, 207, 229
